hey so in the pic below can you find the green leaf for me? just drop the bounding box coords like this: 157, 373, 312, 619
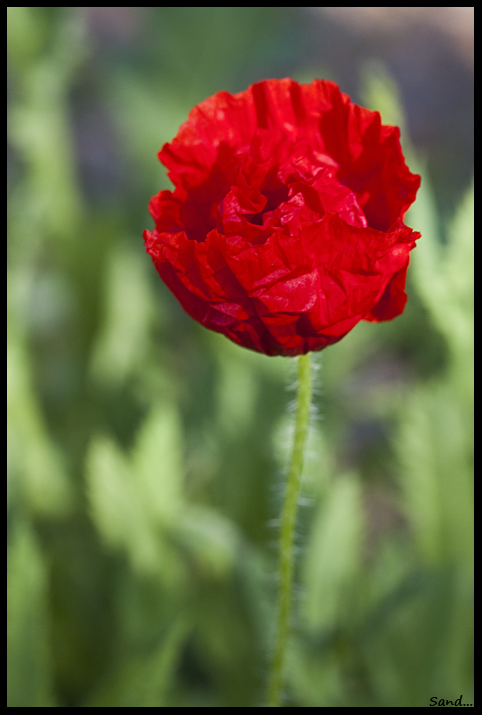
130, 403, 184, 527
86, 403, 187, 580
7, 520, 56, 707
176, 505, 239, 578
395, 381, 473, 567
407, 175, 474, 363
85, 617, 190, 707
302, 472, 364, 631
89, 244, 155, 388
7, 325, 72, 516
85, 435, 161, 574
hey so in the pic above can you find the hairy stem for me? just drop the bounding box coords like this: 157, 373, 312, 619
267, 352, 312, 707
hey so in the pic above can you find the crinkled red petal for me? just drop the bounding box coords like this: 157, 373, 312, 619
144, 78, 420, 356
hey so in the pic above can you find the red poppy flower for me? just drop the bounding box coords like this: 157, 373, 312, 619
144, 78, 420, 356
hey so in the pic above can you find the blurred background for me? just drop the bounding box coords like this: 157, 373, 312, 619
7, 7, 473, 707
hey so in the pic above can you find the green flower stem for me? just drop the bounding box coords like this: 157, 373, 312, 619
267, 352, 312, 707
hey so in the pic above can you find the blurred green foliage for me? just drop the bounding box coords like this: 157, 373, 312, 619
8, 7, 473, 707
